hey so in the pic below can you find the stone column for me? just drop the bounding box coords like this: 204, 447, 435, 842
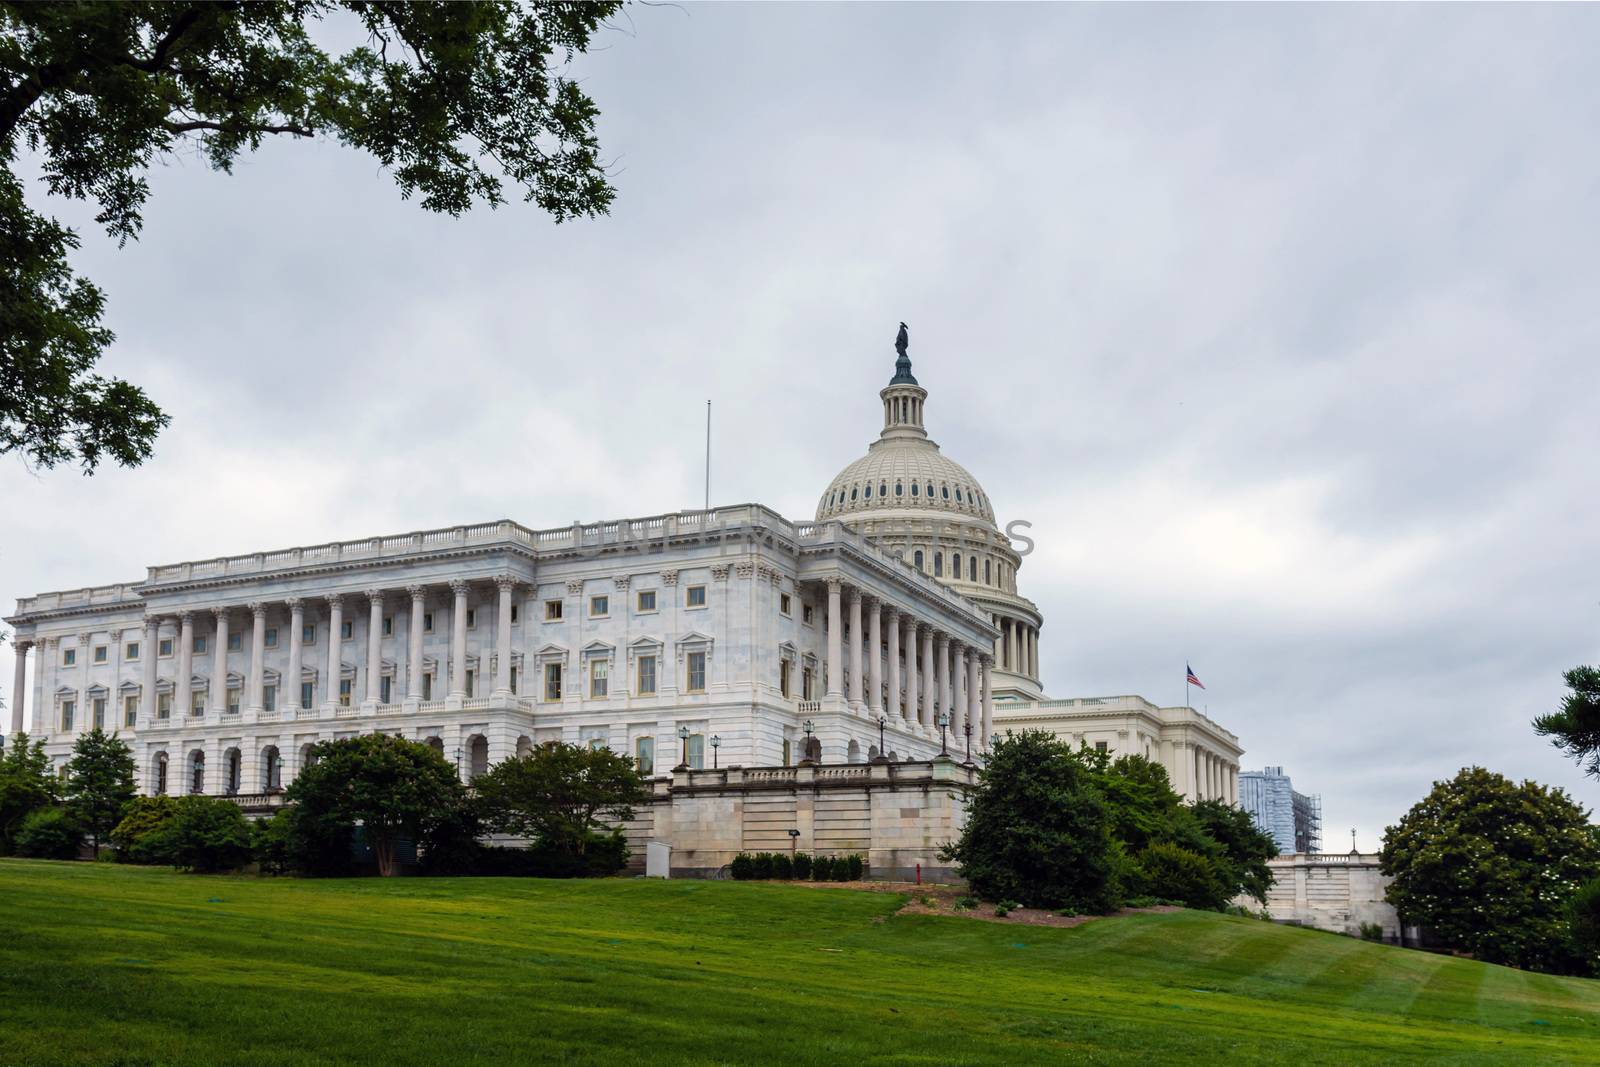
901, 614, 917, 724
494, 576, 514, 697
1031, 628, 1039, 679
885, 609, 900, 721
449, 579, 469, 704
846, 588, 863, 708
866, 597, 882, 714
967, 647, 982, 752
140, 621, 157, 726
364, 590, 384, 708
324, 596, 343, 709
285, 599, 303, 714
981, 654, 995, 746
176, 612, 194, 720
10, 640, 29, 733
406, 586, 425, 707
920, 626, 935, 727
247, 603, 267, 714
75, 631, 90, 731
210, 610, 229, 716
950, 641, 967, 738
825, 579, 843, 698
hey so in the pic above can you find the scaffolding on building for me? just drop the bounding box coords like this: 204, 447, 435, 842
1292, 790, 1322, 854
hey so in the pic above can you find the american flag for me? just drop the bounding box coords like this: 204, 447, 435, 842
1186, 664, 1205, 690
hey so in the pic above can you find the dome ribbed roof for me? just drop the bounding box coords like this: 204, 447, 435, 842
815, 439, 995, 524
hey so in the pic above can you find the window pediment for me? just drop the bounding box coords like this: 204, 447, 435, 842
86, 683, 109, 697
675, 632, 714, 661
118, 679, 142, 693
777, 640, 798, 660
628, 635, 663, 662
582, 639, 616, 660
535, 643, 569, 665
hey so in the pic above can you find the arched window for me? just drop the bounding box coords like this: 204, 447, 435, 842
911, 483, 919, 497
895, 481, 903, 497
879, 481, 887, 498
969, 556, 977, 581
941, 484, 950, 500
913, 550, 924, 571
934, 553, 943, 577
952, 552, 962, 578
955, 488, 963, 503
864, 483, 872, 499
985, 558, 992, 584
927, 482, 935, 498
850, 486, 858, 501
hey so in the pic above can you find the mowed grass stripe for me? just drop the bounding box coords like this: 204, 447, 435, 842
2, 860, 1598, 1066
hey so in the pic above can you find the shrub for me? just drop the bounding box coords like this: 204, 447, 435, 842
954, 895, 977, 911
1135, 842, 1227, 911
792, 852, 812, 880
845, 854, 864, 880
522, 830, 629, 878
110, 796, 178, 861
135, 796, 253, 872
730, 853, 754, 880
771, 852, 794, 880
994, 900, 1020, 918
813, 855, 835, 881
751, 852, 774, 880
831, 856, 850, 882
1358, 922, 1385, 942
14, 806, 82, 859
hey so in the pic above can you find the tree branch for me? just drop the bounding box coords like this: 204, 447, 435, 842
162, 119, 314, 138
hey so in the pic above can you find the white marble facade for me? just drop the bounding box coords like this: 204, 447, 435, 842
5, 507, 999, 798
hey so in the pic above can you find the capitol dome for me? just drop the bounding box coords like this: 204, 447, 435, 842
817, 327, 1046, 701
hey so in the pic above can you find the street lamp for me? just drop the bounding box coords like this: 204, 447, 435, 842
963, 720, 972, 764
677, 725, 691, 770
710, 734, 721, 769
876, 714, 887, 756
453, 746, 462, 775
802, 718, 815, 763
936, 710, 950, 756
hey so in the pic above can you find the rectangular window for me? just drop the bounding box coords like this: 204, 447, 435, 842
380, 676, 392, 704
124, 694, 138, 727
61, 701, 75, 731
686, 651, 707, 693
544, 662, 562, 702
1095, 741, 1108, 753
465, 670, 475, 699
636, 736, 654, 776
63, 648, 76, 667
227, 633, 242, 652
545, 600, 562, 621
300, 681, 314, 709
423, 611, 434, 633
227, 687, 241, 714
466, 608, 477, 629
125, 641, 140, 660
780, 659, 792, 698
157, 693, 172, 720
636, 589, 657, 613
687, 733, 705, 770
686, 585, 706, 608
191, 692, 205, 717
158, 638, 174, 657
803, 604, 815, 625
264, 628, 278, 649
193, 635, 207, 654
422, 673, 433, 701
511, 604, 520, 624
264, 685, 276, 712
94, 645, 108, 663
339, 678, 352, 706
302, 623, 316, 645
780, 593, 792, 616
637, 655, 657, 696
782, 738, 792, 767
803, 667, 814, 701
92, 697, 106, 729
509, 666, 518, 695
590, 660, 609, 698
340, 620, 353, 640
589, 595, 609, 618
382, 616, 393, 636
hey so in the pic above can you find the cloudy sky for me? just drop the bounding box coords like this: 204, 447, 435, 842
5, 4, 1598, 847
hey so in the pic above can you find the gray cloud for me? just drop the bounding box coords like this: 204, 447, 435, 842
5, 4, 1599, 848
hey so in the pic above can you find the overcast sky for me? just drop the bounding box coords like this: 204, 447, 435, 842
5, 4, 1598, 848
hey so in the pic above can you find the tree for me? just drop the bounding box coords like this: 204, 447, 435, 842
286, 733, 466, 876
63, 727, 136, 852
1, 1, 620, 472
942, 730, 1117, 912
13, 805, 81, 859
1569, 878, 1600, 975
1534, 665, 1600, 782
473, 742, 646, 876
1381, 766, 1600, 973
0, 731, 57, 853
134, 795, 253, 872
109, 794, 176, 861
1189, 799, 1278, 905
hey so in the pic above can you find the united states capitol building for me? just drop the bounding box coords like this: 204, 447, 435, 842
5, 333, 1241, 870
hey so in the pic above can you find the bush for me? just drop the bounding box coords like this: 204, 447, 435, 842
730, 852, 754, 880
845, 854, 864, 880
792, 852, 812, 880
771, 852, 794, 880
135, 796, 253, 872
14, 806, 82, 859
813, 855, 835, 881
1566, 877, 1600, 973
831, 856, 850, 882
954, 895, 977, 911
751, 852, 774, 880
254, 804, 354, 877
1135, 842, 1227, 911
110, 796, 178, 861
994, 900, 1020, 918
1359, 921, 1385, 942
522, 830, 629, 878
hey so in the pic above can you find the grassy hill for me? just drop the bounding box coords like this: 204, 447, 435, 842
0, 860, 1596, 1065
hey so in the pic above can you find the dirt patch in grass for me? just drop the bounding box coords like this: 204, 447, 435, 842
763, 879, 1181, 928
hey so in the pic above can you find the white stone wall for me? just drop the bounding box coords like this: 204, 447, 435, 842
1254, 853, 1401, 940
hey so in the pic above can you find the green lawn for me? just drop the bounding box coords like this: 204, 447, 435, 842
0, 861, 1597, 1065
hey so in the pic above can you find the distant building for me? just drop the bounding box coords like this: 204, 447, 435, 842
1240, 766, 1321, 855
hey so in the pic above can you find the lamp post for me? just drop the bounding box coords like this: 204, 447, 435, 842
453, 746, 462, 776
963, 721, 972, 764
802, 718, 815, 763
677, 725, 690, 770
710, 734, 721, 769
876, 714, 886, 756
936, 711, 950, 756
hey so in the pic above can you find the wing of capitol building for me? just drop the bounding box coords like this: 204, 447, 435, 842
4, 330, 1242, 877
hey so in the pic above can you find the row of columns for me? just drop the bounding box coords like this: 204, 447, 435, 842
1194, 746, 1238, 805
995, 616, 1039, 679
824, 578, 995, 748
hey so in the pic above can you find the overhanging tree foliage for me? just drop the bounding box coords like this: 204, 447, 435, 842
1, 1, 620, 472
0, 731, 57, 854
1534, 665, 1600, 783
64, 727, 136, 852
473, 742, 647, 876
1381, 766, 1600, 974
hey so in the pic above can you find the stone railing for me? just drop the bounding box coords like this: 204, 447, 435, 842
13, 582, 143, 616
